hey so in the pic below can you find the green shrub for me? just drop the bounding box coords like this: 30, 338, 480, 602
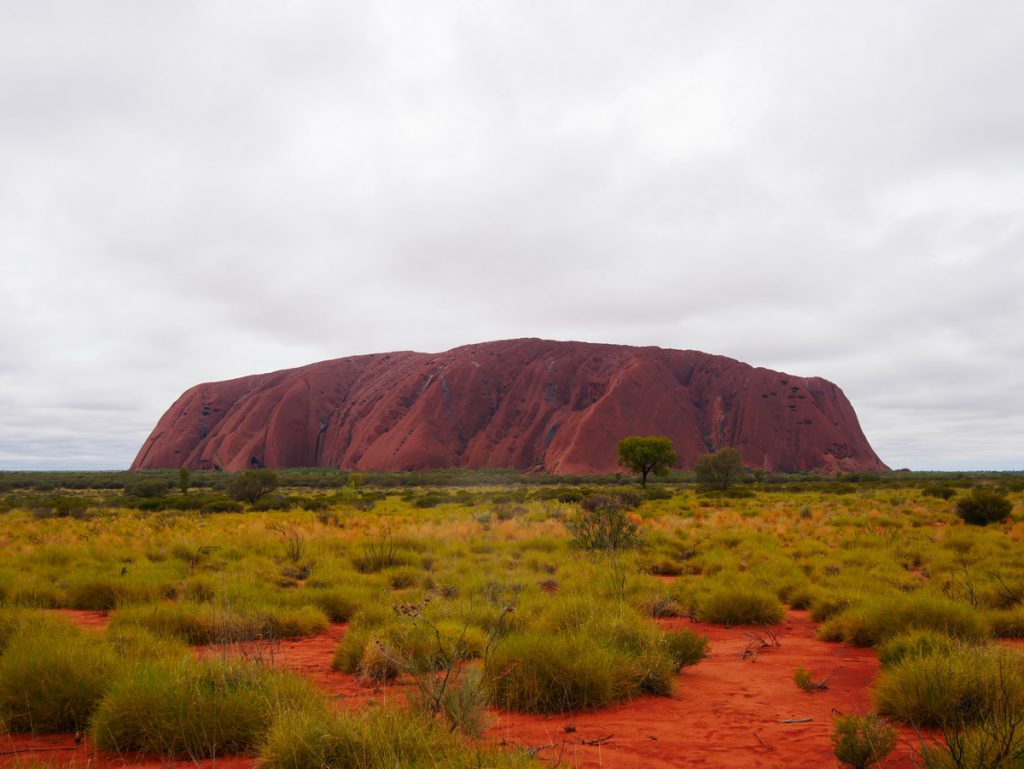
955, 489, 1013, 525
227, 469, 278, 504
308, 587, 367, 623
831, 713, 897, 769
384, 565, 422, 590
110, 602, 328, 645
356, 638, 402, 683
663, 629, 709, 669
986, 607, 1024, 638
333, 615, 486, 683
91, 657, 316, 758
0, 622, 116, 732
698, 586, 785, 626
822, 594, 985, 647
875, 643, 1024, 728
484, 632, 635, 713
64, 575, 165, 611
565, 495, 641, 551
809, 590, 863, 622
0, 606, 34, 653
104, 625, 191, 662
922, 485, 956, 500
877, 630, 961, 667
261, 704, 531, 769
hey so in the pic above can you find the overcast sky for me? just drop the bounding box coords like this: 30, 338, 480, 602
1, 1, 1021, 472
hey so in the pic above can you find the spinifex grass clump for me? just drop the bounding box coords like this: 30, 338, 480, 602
875, 642, 1024, 728
109, 601, 327, 644
261, 704, 533, 769
876, 630, 961, 668
819, 593, 985, 647
831, 713, 898, 769
63, 573, 168, 611
332, 603, 488, 684
104, 625, 192, 663
483, 599, 705, 713
91, 656, 317, 758
0, 618, 117, 733
697, 584, 785, 626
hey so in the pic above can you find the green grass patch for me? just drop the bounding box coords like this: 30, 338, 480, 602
91, 656, 318, 758
261, 703, 531, 769
109, 602, 328, 644
875, 643, 1024, 728
819, 593, 985, 647
698, 585, 785, 626
0, 620, 116, 733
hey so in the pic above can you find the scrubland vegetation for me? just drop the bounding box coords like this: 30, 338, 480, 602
0, 468, 1021, 767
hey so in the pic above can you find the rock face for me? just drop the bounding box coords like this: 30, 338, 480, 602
132, 338, 888, 475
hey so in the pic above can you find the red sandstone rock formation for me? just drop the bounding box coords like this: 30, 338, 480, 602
131, 339, 888, 474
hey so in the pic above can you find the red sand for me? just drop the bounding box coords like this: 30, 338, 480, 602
3, 610, 925, 769
489, 611, 922, 768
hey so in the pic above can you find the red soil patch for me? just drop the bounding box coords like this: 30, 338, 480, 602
487, 611, 923, 769
8, 610, 928, 769
56, 610, 111, 631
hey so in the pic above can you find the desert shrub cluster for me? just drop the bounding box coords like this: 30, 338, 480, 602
0, 470, 1021, 766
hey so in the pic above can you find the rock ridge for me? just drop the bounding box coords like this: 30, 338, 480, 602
131, 338, 888, 474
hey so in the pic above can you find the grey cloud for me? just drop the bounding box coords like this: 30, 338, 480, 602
1, 1, 1021, 470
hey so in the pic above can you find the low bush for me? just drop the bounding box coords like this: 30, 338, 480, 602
831, 713, 898, 769
877, 630, 961, 668
698, 585, 785, 626
308, 586, 369, 623
955, 488, 1013, 525
333, 614, 487, 683
260, 704, 531, 769
91, 657, 316, 758
110, 602, 328, 645
104, 625, 191, 662
922, 485, 956, 500
484, 632, 635, 713
985, 607, 1024, 638
483, 600, 693, 713
875, 643, 1024, 728
809, 590, 865, 622
821, 594, 985, 647
64, 575, 164, 611
0, 621, 116, 732
565, 495, 641, 551
663, 629, 709, 669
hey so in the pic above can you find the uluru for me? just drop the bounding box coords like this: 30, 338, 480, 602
131, 338, 888, 475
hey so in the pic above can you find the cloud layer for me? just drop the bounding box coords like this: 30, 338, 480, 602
2, 1, 1022, 470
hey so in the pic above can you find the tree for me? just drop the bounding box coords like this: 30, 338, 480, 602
617, 436, 677, 488
694, 447, 745, 491
227, 468, 278, 504
178, 467, 191, 496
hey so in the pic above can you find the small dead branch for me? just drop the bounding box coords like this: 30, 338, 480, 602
0, 747, 83, 756
527, 743, 556, 757
753, 731, 773, 751
739, 630, 781, 660
576, 734, 614, 747
779, 718, 814, 724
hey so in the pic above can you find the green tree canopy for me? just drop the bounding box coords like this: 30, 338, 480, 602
617, 436, 678, 487
227, 468, 279, 504
693, 447, 745, 491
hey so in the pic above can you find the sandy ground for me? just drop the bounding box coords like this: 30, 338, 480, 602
1, 609, 925, 769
